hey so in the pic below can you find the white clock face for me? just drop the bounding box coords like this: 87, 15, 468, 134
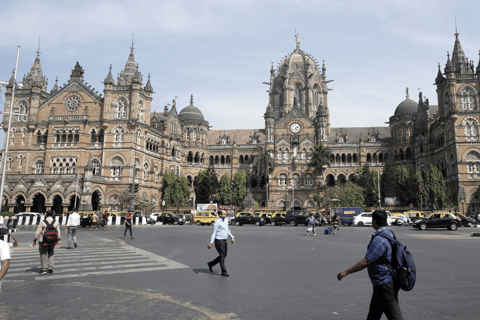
290, 123, 301, 133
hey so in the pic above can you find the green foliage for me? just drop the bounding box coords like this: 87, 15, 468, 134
194, 169, 219, 203
232, 170, 247, 206
395, 166, 422, 207
161, 171, 190, 210
317, 182, 365, 208
308, 143, 331, 178
356, 165, 377, 207
380, 161, 397, 201
217, 173, 233, 205
424, 164, 451, 210
250, 145, 276, 207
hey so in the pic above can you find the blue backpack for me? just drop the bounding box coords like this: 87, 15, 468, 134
308, 216, 315, 225
375, 231, 416, 291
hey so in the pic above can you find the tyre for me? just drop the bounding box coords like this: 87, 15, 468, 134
467, 223, 473, 227
235, 221, 240, 226
196, 221, 201, 226
449, 223, 458, 231
271, 221, 276, 226
255, 221, 261, 226
396, 220, 404, 226
419, 223, 427, 231
173, 221, 178, 225
357, 221, 364, 227
289, 220, 297, 226
211, 221, 215, 225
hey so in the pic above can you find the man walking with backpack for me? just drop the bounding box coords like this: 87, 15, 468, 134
337, 210, 405, 320
33, 210, 61, 275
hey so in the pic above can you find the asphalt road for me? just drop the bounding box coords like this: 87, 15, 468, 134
1, 223, 479, 320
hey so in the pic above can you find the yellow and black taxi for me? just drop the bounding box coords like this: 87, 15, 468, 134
194, 211, 218, 226
271, 212, 287, 226
412, 212, 461, 231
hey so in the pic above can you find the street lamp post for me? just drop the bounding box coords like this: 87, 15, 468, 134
0, 46, 21, 213
129, 129, 138, 212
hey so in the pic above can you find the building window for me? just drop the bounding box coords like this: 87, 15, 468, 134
461, 89, 477, 111
35, 160, 44, 174
116, 99, 127, 119
92, 159, 101, 176
114, 129, 124, 142
221, 138, 227, 145
16, 101, 28, 122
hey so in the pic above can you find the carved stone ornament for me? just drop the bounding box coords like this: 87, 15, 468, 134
65, 95, 81, 112
465, 152, 480, 161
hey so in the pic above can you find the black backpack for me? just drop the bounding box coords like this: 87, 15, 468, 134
43, 219, 59, 246
375, 231, 416, 291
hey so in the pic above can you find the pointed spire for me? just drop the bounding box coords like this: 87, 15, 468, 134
51, 76, 59, 93
23, 42, 47, 90
451, 30, 468, 73
322, 60, 326, 79
70, 62, 84, 82
104, 64, 115, 85
435, 63, 445, 84
133, 63, 142, 84
190, 94, 194, 105
445, 51, 453, 72
476, 50, 480, 76
406, 87, 409, 99
144, 73, 153, 92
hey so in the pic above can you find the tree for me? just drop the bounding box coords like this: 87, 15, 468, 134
357, 165, 377, 207
216, 173, 233, 205
316, 182, 364, 208
161, 170, 189, 211
424, 164, 451, 210
395, 166, 422, 207
232, 170, 247, 206
250, 145, 276, 207
116, 191, 133, 212
380, 161, 396, 203
194, 169, 219, 203
308, 142, 331, 184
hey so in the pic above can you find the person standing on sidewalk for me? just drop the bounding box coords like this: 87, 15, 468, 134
306, 213, 316, 236
65, 210, 80, 249
207, 210, 235, 277
123, 211, 134, 239
337, 210, 403, 320
0, 239, 11, 290
102, 211, 109, 231
33, 210, 61, 275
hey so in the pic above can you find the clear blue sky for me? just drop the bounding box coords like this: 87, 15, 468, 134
1, 0, 480, 148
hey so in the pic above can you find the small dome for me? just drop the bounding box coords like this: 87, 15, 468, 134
178, 95, 205, 122
394, 97, 418, 116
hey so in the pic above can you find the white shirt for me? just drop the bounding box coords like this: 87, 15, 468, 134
0, 239, 11, 288
66, 213, 81, 227
0, 216, 4, 225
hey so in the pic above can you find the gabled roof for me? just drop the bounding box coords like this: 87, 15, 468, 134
40, 76, 103, 109
208, 129, 265, 145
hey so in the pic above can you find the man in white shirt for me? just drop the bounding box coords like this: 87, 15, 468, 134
0, 239, 11, 290
65, 210, 80, 249
207, 210, 235, 277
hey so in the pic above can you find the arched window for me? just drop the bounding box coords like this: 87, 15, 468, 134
305, 174, 314, 186
110, 157, 124, 181
16, 100, 28, 122
461, 88, 477, 111
116, 98, 128, 119
292, 173, 300, 186
279, 173, 287, 186
92, 159, 101, 176
114, 128, 124, 142
35, 160, 44, 174
143, 163, 149, 180
138, 100, 145, 123
466, 151, 480, 178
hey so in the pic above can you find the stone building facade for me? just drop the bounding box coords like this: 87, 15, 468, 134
2, 33, 480, 214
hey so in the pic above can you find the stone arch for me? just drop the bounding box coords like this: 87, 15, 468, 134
461, 148, 480, 162
112, 94, 130, 119
337, 174, 347, 187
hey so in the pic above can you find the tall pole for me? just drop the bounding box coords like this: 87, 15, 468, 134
129, 129, 138, 212
74, 171, 79, 209
0, 46, 20, 211
377, 169, 381, 209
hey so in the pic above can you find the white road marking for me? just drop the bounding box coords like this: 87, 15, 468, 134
34, 266, 182, 280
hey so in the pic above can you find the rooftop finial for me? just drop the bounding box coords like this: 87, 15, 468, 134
190, 94, 193, 104
109, 64, 112, 71
406, 87, 409, 98
131, 33, 134, 52
294, 29, 300, 49
447, 51, 450, 60
36, 38, 41, 57
455, 18, 458, 38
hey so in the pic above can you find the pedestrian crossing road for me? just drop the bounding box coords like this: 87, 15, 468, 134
6, 236, 188, 281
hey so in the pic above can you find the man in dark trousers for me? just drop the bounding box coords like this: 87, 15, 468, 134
337, 209, 403, 320
207, 210, 235, 277
123, 211, 134, 239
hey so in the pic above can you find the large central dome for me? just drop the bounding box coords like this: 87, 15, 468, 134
394, 96, 418, 116
178, 95, 205, 123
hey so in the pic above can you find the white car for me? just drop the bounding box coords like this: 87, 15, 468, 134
353, 212, 392, 226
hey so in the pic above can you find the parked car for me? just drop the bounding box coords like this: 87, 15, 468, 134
226, 213, 236, 224
157, 212, 185, 225
454, 213, 476, 227
194, 211, 218, 226
234, 213, 265, 226
285, 210, 315, 226
272, 212, 286, 226
256, 212, 274, 224
353, 211, 392, 226
412, 212, 461, 230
